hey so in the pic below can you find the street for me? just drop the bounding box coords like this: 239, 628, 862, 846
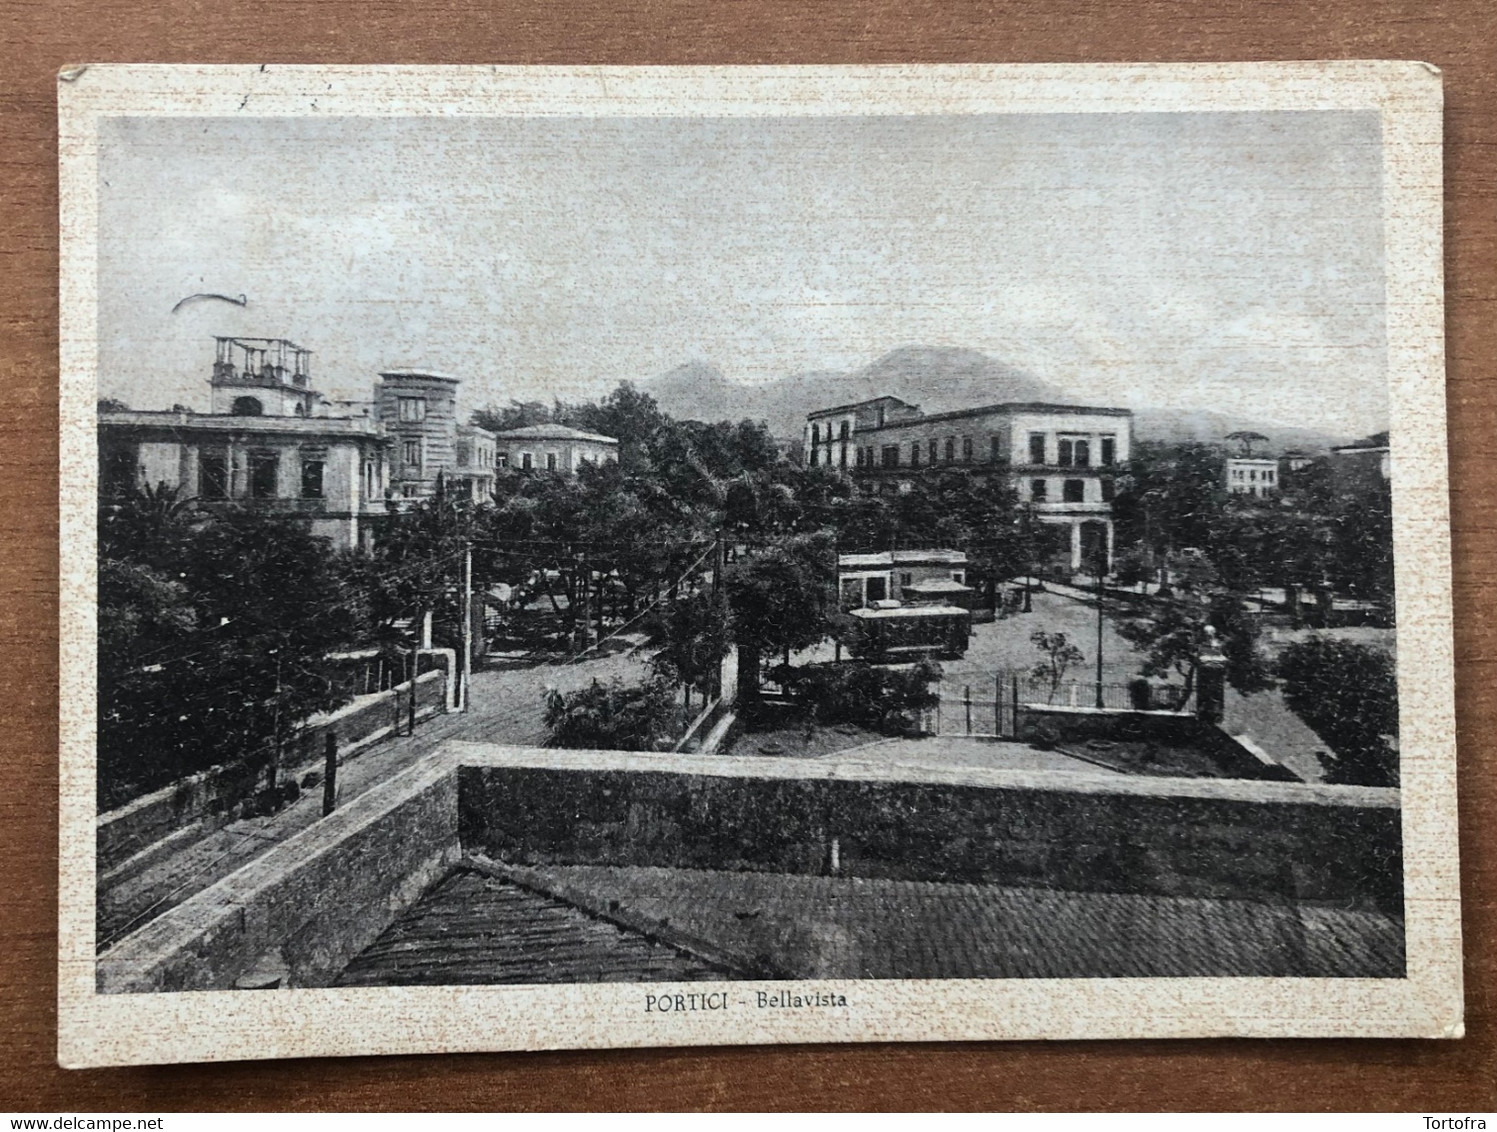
97, 648, 655, 949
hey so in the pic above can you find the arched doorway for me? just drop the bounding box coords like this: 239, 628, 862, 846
231, 396, 264, 416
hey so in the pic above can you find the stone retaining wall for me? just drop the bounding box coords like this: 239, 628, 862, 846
1016, 704, 1301, 781
97, 668, 448, 879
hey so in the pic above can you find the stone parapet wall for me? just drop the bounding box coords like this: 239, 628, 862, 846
98, 744, 1403, 994
456, 746, 1401, 913
97, 754, 460, 993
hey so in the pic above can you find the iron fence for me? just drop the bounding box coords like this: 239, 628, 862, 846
929, 672, 1194, 738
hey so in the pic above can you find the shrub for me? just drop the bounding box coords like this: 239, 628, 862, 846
771, 660, 941, 736
1276, 636, 1399, 786
543, 676, 684, 751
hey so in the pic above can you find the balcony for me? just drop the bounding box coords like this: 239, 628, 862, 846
1029, 500, 1113, 516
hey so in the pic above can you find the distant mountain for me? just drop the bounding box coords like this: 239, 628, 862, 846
648, 347, 1069, 439
1129, 407, 1352, 454
644, 346, 1362, 453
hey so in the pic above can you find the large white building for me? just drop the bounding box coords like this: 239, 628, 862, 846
1225, 456, 1279, 497
804, 397, 1132, 570
99, 336, 498, 549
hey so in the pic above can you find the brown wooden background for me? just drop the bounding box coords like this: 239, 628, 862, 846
2, 0, 1493, 1112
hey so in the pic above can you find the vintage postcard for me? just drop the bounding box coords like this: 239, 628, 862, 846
57, 62, 1460, 1067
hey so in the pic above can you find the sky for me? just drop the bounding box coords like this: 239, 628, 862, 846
97, 110, 1388, 435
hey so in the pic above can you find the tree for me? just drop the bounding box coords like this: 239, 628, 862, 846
1030, 630, 1085, 703
1114, 563, 1271, 701
1277, 637, 1399, 786
98, 503, 363, 807
471, 400, 553, 434
650, 589, 732, 706
1112, 441, 1229, 567
724, 532, 836, 700
1328, 477, 1395, 610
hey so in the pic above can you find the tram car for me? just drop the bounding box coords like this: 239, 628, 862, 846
846, 601, 971, 661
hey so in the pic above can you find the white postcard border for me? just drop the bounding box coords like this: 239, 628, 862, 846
57, 62, 1460, 1067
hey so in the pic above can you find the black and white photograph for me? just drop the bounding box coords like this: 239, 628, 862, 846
56, 63, 1460, 1065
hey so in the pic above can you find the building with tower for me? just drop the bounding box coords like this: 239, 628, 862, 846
99, 337, 391, 550
375, 370, 496, 503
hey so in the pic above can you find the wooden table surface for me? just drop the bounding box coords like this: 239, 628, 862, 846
2, 0, 1493, 1111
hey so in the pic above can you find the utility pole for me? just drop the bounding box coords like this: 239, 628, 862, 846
461, 539, 473, 713
1094, 538, 1106, 708
409, 638, 420, 736
1022, 506, 1034, 613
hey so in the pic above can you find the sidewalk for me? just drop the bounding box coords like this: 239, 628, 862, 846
97, 650, 653, 950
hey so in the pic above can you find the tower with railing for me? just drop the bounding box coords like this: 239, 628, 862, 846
209, 336, 322, 418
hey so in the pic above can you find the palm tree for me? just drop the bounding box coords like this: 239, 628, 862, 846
1225, 430, 1270, 457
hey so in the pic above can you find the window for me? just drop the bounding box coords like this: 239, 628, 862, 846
1101, 478, 1115, 502
101, 445, 138, 496
1031, 479, 1048, 501
1063, 479, 1085, 503
497, 452, 508, 469
362, 460, 377, 500
908, 443, 919, 468
928, 439, 938, 464
1058, 439, 1074, 467
199, 452, 227, 499
546, 453, 558, 471
456, 441, 472, 466
1249, 469, 1257, 482
300, 457, 324, 499
1073, 439, 1090, 467
521, 452, 533, 470
991, 436, 1002, 462
882, 445, 900, 468
855, 447, 865, 468
1101, 436, 1116, 466
811, 423, 821, 445
402, 439, 421, 470
231, 396, 263, 417
397, 397, 426, 423
839, 445, 848, 468
809, 447, 820, 467
952, 572, 965, 584
1029, 433, 1047, 465
839, 422, 850, 440
962, 437, 973, 462
944, 437, 955, 463
249, 451, 279, 499
900, 572, 912, 587
867, 577, 887, 602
